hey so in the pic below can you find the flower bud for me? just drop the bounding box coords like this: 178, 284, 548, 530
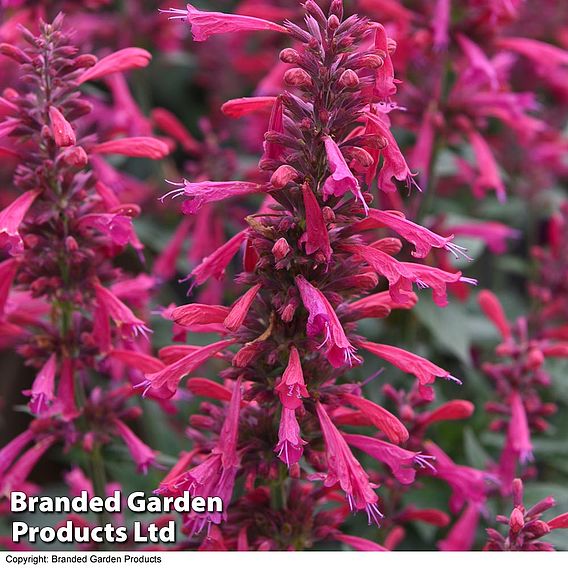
322, 206, 335, 223
328, 15, 340, 31
509, 507, 525, 533
270, 164, 299, 188
49, 106, 76, 147
525, 520, 550, 539
61, 146, 88, 167
279, 48, 300, 64
356, 54, 384, 69
284, 68, 312, 87
74, 54, 97, 69
339, 69, 359, 88
0, 43, 30, 64
387, 37, 397, 55
272, 238, 291, 261
65, 236, 79, 252
330, 0, 343, 19
346, 146, 374, 167
526, 347, 544, 370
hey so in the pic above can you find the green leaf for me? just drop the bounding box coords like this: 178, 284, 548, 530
414, 297, 472, 365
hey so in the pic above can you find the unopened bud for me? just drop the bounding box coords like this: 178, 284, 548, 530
74, 54, 97, 69
339, 69, 359, 88
346, 146, 373, 167
272, 238, 291, 261
525, 520, 550, 539
328, 15, 340, 31
279, 48, 300, 64
526, 348, 544, 369
284, 68, 312, 87
3, 88, 19, 102
330, 0, 343, 19
270, 164, 299, 188
387, 37, 397, 55
358, 54, 384, 69
65, 236, 79, 252
322, 206, 335, 223
509, 508, 525, 534
0, 43, 30, 64
62, 146, 88, 167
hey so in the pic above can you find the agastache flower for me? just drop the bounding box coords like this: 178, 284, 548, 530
315, 403, 382, 525
94, 283, 151, 339
141, 339, 236, 399
162, 4, 288, 41
77, 48, 152, 84
344, 434, 435, 485
275, 346, 309, 410
24, 354, 57, 415
360, 341, 461, 400
295, 275, 357, 368
322, 136, 367, 212
0, 190, 39, 255
113, 420, 157, 474
274, 406, 306, 467
161, 179, 262, 214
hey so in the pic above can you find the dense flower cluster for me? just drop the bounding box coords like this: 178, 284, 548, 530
1, 0, 568, 554
0, 16, 167, 517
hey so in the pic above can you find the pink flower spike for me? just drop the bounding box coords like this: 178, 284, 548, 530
274, 406, 306, 467
224, 283, 262, 331
448, 221, 520, 254
77, 48, 152, 84
161, 180, 262, 215
26, 354, 57, 415
344, 433, 435, 485
221, 96, 277, 118
478, 290, 511, 340
322, 136, 367, 212
92, 137, 170, 159
301, 183, 332, 263
315, 402, 382, 525
114, 420, 157, 474
161, 4, 289, 41
94, 283, 151, 339
48, 106, 76, 147
0, 190, 40, 255
275, 346, 309, 410
295, 275, 358, 368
